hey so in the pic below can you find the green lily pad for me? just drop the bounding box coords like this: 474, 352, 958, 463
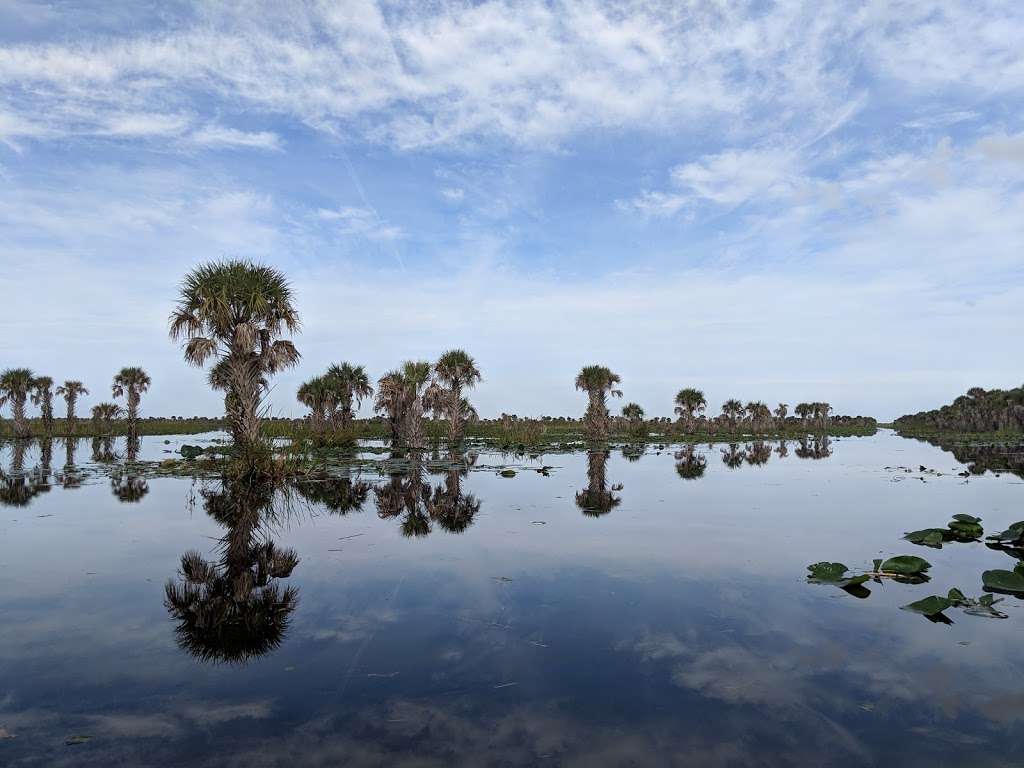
952, 514, 981, 524
987, 521, 1024, 545
982, 569, 1024, 594
180, 444, 204, 460
947, 518, 983, 541
902, 595, 952, 616
879, 556, 931, 575
904, 528, 946, 548
499, 469, 516, 478
806, 562, 870, 588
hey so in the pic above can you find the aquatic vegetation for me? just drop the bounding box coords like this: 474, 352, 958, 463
986, 521, 1024, 547
905, 514, 984, 548
902, 589, 1006, 620
806, 562, 870, 589
982, 564, 1024, 595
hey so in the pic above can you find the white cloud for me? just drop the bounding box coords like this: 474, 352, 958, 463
100, 112, 191, 137
317, 205, 403, 240
440, 187, 465, 202
188, 124, 281, 150
4, 0, 1001, 151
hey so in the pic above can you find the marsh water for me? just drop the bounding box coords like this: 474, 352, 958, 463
2, 431, 1024, 767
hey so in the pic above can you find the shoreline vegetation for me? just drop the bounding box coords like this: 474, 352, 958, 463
2, 259, 881, 478
893, 385, 1024, 438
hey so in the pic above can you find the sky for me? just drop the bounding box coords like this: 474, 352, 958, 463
0, 0, 1022, 422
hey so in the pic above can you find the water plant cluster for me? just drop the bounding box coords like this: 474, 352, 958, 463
809, 510, 1024, 623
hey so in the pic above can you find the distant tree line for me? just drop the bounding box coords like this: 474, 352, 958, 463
895, 385, 1024, 433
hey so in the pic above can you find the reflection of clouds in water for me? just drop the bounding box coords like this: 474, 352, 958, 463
308, 607, 400, 644
671, 645, 801, 705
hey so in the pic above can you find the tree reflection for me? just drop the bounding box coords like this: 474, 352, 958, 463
0, 439, 52, 507
746, 441, 772, 466
111, 469, 149, 502
164, 478, 300, 664
621, 443, 646, 462
775, 439, 789, 458
374, 451, 481, 536
796, 435, 832, 459
57, 438, 84, 489
674, 445, 707, 480
720, 443, 747, 469
91, 436, 116, 463
294, 474, 371, 515
576, 450, 622, 517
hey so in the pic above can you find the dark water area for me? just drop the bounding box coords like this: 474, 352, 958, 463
2, 432, 1024, 766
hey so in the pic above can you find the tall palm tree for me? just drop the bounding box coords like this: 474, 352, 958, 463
399, 360, 432, 448
794, 402, 811, 427
374, 370, 406, 444
428, 350, 481, 447
673, 388, 706, 432
168, 260, 300, 455
774, 403, 788, 424
720, 398, 745, 432
55, 380, 89, 435
112, 366, 151, 440
0, 368, 36, 438
325, 363, 374, 429
31, 376, 55, 436
575, 365, 622, 441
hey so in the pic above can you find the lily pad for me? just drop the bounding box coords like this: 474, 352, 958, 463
879, 555, 931, 576
987, 521, 1024, 545
902, 595, 952, 616
499, 469, 516, 478
180, 445, 204, 460
806, 562, 870, 588
982, 569, 1024, 594
904, 528, 946, 548
947, 516, 983, 541
952, 514, 981, 524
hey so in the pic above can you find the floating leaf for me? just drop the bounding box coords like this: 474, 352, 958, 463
982, 569, 1024, 594
952, 514, 981, 524
947, 518, 983, 541
904, 528, 946, 548
806, 562, 870, 588
902, 596, 952, 616
879, 556, 931, 575
946, 587, 967, 604
499, 469, 516, 478
987, 521, 1024, 545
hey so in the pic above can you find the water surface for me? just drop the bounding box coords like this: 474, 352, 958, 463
2, 432, 1023, 766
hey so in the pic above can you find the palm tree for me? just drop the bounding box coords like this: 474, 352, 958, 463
575, 365, 622, 441
621, 402, 644, 422
374, 370, 406, 444
168, 260, 300, 455
112, 366, 151, 440
794, 402, 811, 427
30, 376, 55, 436
55, 380, 89, 434
430, 350, 481, 447
325, 363, 374, 429
91, 402, 122, 435
0, 368, 36, 438
399, 361, 432, 448
673, 388, 706, 432
774, 403, 788, 422
296, 375, 332, 433
720, 398, 745, 432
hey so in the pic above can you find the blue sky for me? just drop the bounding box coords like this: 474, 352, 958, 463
1, 0, 1022, 421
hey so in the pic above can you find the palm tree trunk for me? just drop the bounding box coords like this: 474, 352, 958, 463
12, 395, 29, 438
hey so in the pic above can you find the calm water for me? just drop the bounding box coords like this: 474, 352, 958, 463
2, 432, 1024, 766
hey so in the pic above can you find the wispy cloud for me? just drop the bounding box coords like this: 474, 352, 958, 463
317, 206, 403, 241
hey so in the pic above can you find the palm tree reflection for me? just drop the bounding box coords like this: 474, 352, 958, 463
294, 474, 371, 515
746, 441, 772, 466
374, 452, 481, 536
796, 435, 832, 460
674, 445, 707, 480
0, 439, 52, 507
164, 478, 300, 664
721, 443, 747, 469
576, 450, 622, 517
